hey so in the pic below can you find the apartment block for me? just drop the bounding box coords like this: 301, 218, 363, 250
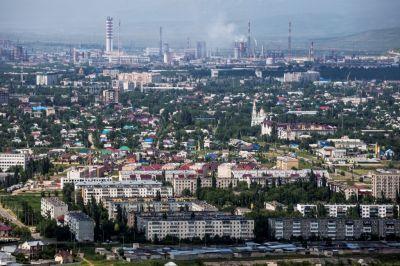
296, 204, 397, 218
268, 218, 400, 240
0, 153, 28, 172
74, 180, 173, 204
371, 169, 400, 200
232, 169, 329, 187
276, 156, 299, 170
36, 73, 58, 86
40, 197, 68, 220
64, 211, 94, 242
105, 198, 218, 227
136, 212, 254, 241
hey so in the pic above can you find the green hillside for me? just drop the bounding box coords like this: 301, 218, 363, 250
315, 27, 400, 52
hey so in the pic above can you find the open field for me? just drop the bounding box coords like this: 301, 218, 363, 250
0, 192, 44, 213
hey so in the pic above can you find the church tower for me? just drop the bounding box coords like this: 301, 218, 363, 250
251, 99, 267, 126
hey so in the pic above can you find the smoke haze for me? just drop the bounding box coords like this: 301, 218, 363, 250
0, 0, 399, 48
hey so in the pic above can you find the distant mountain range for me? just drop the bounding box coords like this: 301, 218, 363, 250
314, 27, 400, 52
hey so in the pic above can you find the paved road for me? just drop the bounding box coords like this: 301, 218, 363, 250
0, 203, 26, 228
81, 257, 94, 266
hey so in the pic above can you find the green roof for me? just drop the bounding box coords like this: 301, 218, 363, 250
101, 149, 112, 155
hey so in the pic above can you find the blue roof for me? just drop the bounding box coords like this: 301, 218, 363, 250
144, 138, 154, 143
205, 153, 218, 160
32, 106, 47, 111
102, 129, 111, 134
346, 243, 360, 249
123, 125, 136, 130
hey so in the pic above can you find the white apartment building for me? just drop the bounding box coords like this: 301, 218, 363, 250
231, 169, 329, 187
137, 212, 254, 241
119, 170, 163, 181
117, 72, 161, 89
75, 180, 173, 204
296, 204, 396, 218
64, 211, 94, 242
41, 197, 68, 219
0, 153, 28, 172
217, 163, 236, 178
172, 178, 199, 196
36, 73, 58, 86
371, 169, 400, 200
66, 165, 105, 179
61, 166, 108, 188
61, 176, 112, 189
327, 136, 367, 150
360, 205, 395, 218
283, 71, 320, 83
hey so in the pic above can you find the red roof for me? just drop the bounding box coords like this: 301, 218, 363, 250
140, 164, 162, 171
0, 224, 12, 231
179, 164, 193, 170
236, 164, 256, 170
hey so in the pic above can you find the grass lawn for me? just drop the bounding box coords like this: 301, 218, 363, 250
352, 168, 373, 176
0, 192, 53, 213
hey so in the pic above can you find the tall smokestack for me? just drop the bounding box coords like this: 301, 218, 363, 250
159, 27, 163, 57
309, 41, 314, 61
288, 21, 292, 62
247, 20, 251, 58
118, 20, 121, 63
106, 17, 113, 53
187, 37, 191, 49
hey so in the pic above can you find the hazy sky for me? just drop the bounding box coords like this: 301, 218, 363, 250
0, 0, 399, 48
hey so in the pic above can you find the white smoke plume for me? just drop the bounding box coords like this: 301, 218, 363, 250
207, 15, 244, 47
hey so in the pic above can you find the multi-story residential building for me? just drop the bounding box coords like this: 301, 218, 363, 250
64, 211, 94, 242
215, 177, 238, 188
360, 205, 396, 218
371, 169, 400, 200
117, 72, 161, 89
317, 147, 347, 159
261, 121, 336, 140
217, 163, 236, 178
171, 176, 236, 196
172, 178, 199, 196
105, 198, 218, 227
40, 197, 68, 219
0, 153, 28, 172
0, 88, 9, 105
165, 170, 198, 182
296, 204, 397, 218
327, 136, 367, 150
61, 166, 108, 188
75, 180, 173, 204
276, 156, 299, 170
283, 71, 320, 83
136, 212, 254, 241
67, 165, 106, 179
268, 218, 400, 240
119, 170, 163, 181
102, 89, 119, 104
36, 73, 58, 86
231, 169, 328, 187
61, 176, 112, 189
119, 165, 211, 182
